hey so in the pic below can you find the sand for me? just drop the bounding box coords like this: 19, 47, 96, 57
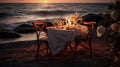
0, 39, 115, 67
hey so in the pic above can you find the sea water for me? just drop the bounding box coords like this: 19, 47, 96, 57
0, 3, 110, 43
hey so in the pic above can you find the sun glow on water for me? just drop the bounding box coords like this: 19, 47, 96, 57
43, 0, 48, 3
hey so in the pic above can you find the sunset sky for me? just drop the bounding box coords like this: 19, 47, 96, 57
0, 0, 113, 3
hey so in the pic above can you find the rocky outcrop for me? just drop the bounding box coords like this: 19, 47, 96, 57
98, 13, 114, 28
82, 13, 103, 23
109, 0, 120, 11
0, 28, 21, 38
111, 10, 120, 21
14, 24, 35, 34
0, 13, 12, 18
14, 22, 54, 34
46, 22, 54, 27
110, 22, 120, 33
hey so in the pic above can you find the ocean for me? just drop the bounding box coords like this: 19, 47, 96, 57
0, 3, 110, 43
0, 3, 110, 24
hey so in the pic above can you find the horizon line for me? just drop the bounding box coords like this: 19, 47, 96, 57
0, 2, 111, 4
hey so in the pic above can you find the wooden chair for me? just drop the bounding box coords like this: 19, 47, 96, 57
33, 22, 49, 61
33, 22, 74, 64
74, 22, 96, 58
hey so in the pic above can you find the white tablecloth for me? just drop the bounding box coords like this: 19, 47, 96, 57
47, 25, 88, 55
47, 29, 75, 55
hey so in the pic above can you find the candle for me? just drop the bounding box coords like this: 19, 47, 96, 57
68, 19, 71, 26
65, 18, 67, 26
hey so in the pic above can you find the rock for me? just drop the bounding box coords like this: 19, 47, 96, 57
111, 10, 120, 21
0, 23, 21, 30
14, 22, 54, 34
82, 13, 103, 23
0, 23, 9, 28
102, 13, 111, 19
109, 0, 120, 11
0, 13, 12, 18
96, 25, 106, 37
14, 24, 35, 33
110, 22, 120, 33
0, 28, 21, 38
98, 13, 115, 27
46, 22, 54, 27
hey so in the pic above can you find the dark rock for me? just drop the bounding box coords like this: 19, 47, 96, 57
82, 13, 103, 23
109, 0, 120, 11
97, 13, 114, 27
0, 13, 12, 18
46, 22, 54, 27
111, 10, 120, 21
0, 23, 9, 28
110, 22, 120, 33
14, 22, 54, 34
14, 24, 35, 33
0, 28, 21, 38
102, 13, 111, 19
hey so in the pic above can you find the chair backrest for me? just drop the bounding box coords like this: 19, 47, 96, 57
33, 22, 47, 37
83, 22, 96, 41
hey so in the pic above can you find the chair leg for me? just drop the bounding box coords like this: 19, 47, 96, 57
74, 41, 78, 58
46, 43, 49, 56
89, 41, 93, 57
35, 37, 40, 61
88, 33, 94, 58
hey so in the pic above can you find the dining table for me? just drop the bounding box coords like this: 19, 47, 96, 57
47, 24, 89, 55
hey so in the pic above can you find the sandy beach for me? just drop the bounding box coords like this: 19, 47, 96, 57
0, 39, 115, 67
